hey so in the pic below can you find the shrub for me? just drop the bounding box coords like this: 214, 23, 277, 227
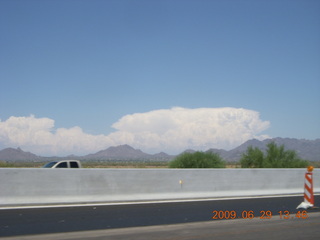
240, 142, 309, 168
169, 151, 225, 168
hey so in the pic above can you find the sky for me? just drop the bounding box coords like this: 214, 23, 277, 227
0, 0, 319, 156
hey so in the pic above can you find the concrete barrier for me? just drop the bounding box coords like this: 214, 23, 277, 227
0, 168, 319, 207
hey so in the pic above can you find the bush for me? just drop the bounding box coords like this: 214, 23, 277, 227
240, 142, 309, 168
169, 151, 225, 168
240, 146, 264, 168
0, 161, 15, 168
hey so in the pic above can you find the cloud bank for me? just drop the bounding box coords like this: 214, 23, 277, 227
0, 107, 270, 156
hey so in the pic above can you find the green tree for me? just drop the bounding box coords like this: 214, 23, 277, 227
240, 146, 265, 168
240, 142, 309, 168
169, 151, 225, 168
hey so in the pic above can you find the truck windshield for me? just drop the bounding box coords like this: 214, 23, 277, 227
42, 162, 58, 168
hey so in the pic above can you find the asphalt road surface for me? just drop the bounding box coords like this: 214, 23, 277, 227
1, 195, 319, 239
1, 212, 319, 240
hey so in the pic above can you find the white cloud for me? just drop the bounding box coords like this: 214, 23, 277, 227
0, 107, 270, 156
0, 115, 113, 156
111, 107, 270, 153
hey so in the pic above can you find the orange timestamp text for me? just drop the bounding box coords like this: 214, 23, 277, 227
211, 210, 308, 220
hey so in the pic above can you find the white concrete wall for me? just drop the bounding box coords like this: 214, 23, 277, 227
0, 168, 319, 206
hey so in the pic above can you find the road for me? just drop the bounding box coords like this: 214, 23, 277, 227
1, 212, 319, 240
0, 195, 319, 239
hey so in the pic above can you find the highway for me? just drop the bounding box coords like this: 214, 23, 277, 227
1, 195, 319, 239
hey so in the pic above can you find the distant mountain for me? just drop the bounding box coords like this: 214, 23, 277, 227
207, 138, 320, 162
0, 138, 319, 162
83, 144, 174, 161
264, 138, 320, 162
208, 139, 266, 162
152, 152, 173, 159
0, 147, 41, 161
84, 144, 150, 160
182, 149, 197, 154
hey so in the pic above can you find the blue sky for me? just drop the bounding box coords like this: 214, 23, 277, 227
0, 0, 319, 156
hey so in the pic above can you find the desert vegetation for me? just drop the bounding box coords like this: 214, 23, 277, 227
169, 151, 226, 168
240, 142, 309, 168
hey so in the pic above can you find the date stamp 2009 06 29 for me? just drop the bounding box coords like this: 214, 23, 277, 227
211, 210, 308, 220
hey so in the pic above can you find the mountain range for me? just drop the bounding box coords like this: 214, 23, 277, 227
207, 138, 320, 162
0, 138, 319, 162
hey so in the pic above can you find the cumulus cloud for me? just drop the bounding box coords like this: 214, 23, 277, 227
0, 115, 113, 156
111, 107, 270, 153
0, 107, 270, 156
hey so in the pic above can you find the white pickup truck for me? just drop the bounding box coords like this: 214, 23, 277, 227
42, 160, 82, 168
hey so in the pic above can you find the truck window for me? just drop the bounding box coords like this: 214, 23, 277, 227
70, 161, 79, 168
43, 162, 58, 168
56, 162, 68, 168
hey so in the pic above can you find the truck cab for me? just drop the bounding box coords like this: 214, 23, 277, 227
42, 160, 81, 168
